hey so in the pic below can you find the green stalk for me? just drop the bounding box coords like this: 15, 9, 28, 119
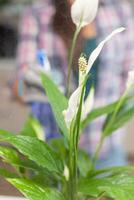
92, 88, 129, 168
69, 123, 77, 200
68, 82, 86, 200
103, 89, 129, 136
66, 24, 82, 97
92, 135, 104, 169
68, 115, 80, 200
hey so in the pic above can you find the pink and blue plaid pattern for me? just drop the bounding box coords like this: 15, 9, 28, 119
17, 0, 68, 83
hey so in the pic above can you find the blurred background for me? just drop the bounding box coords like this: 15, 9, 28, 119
0, 0, 134, 197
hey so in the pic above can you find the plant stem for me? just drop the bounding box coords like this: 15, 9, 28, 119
92, 89, 129, 168
69, 140, 77, 200
66, 25, 81, 97
68, 118, 77, 200
68, 85, 86, 200
92, 135, 104, 169
103, 89, 128, 136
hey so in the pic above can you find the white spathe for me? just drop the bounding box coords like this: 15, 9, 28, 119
126, 70, 134, 89
63, 85, 83, 127
86, 27, 125, 75
71, 0, 99, 27
63, 27, 125, 128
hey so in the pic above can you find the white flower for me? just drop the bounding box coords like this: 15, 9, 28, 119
126, 70, 134, 89
63, 27, 125, 128
71, 0, 99, 27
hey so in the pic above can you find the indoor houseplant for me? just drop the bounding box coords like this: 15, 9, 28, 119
0, 0, 134, 199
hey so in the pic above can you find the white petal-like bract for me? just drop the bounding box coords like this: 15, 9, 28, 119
86, 27, 125, 75
63, 85, 83, 128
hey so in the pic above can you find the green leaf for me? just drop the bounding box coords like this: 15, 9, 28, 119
103, 105, 134, 136
0, 135, 62, 185
100, 175, 134, 200
41, 73, 69, 138
7, 178, 65, 200
81, 94, 134, 130
78, 178, 110, 197
0, 146, 60, 187
49, 138, 68, 161
0, 145, 25, 174
21, 116, 44, 140
0, 168, 18, 178
89, 166, 134, 178
81, 101, 119, 130
78, 149, 91, 177
31, 171, 58, 188
0, 145, 41, 173
78, 174, 134, 199
0, 129, 13, 138
0, 133, 64, 174
0, 145, 19, 164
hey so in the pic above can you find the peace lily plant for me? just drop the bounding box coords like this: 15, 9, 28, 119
0, 0, 134, 200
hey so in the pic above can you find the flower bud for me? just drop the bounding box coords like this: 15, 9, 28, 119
71, 0, 99, 27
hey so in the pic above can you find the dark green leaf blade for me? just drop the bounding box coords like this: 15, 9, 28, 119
100, 185, 134, 200
81, 94, 134, 130
0, 145, 19, 164
89, 166, 134, 178
0, 145, 46, 176
78, 174, 134, 200
21, 116, 44, 140
81, 101, 119, 130
7, 178, 65, 200
0, 168, 18, 178
78, 178, 110, 197
78, 149, 91, 177
103, 105, 134, 136
100, 174, 134, 200
41, 73, 69, 138
0, 133, 64, 174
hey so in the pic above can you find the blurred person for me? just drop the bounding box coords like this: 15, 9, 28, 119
80, 0, 134, 168
13, 0, 76, 140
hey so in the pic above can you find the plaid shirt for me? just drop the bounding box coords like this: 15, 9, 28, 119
17, 0, 68, 97
80, 0, 134, 158
17, 0, 134, 159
